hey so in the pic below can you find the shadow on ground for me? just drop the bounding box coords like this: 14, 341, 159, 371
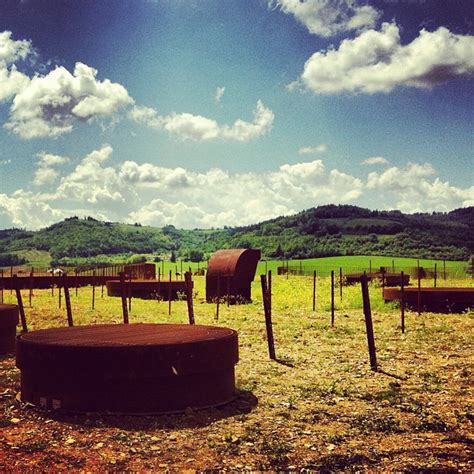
28, 389, 258, 431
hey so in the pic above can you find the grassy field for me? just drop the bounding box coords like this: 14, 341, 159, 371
1, 275, 473, 471
156, 255, 468, 278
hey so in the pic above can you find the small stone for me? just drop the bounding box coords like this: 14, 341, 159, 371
94, 442, 104, 449
65, 437, 76, 445
10, 418, 21, 424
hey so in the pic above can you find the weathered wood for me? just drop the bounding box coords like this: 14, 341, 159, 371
312, 270, 316, 312
13, 274, 28, 333
63, 274, 73, 327
360, 274, 377, 371
119, 272, 129, 324
261, 274, 276, 360
185, 271, 195, 325
400, 271, 405, 334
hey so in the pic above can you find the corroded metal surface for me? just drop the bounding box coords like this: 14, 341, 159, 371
16, 323, 239, 413
0, 304, 19, 354
383, 287, 474, 313
106, 279, 188, 300
206, 249, 261, 303
345, 272, 410, 286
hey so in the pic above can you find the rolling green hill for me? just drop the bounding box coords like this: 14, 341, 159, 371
0, 205, 473, 266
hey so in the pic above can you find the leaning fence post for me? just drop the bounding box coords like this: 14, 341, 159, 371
360, 274, 377, 371
128, 272, 132, 312
434, 263, 437, 288
63, 273, 73, 327
400, 271, 405, 334
119, 272, 129, 324
185, 271, 195, 325
13, 275, 28, 333
260, 274, 276, 360
339, 267, 343, 302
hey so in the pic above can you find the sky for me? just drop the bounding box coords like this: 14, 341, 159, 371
0, 0, 473, 230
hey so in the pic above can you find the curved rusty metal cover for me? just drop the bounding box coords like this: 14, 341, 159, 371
206, 248, 261, 303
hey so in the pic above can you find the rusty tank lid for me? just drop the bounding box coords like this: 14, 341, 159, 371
207, 248, 261, 278
16, 323, 238, 377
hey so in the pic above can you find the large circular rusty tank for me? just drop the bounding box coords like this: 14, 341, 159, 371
0, 304, 19, 354
206, 248, 261, 303
383, 287, 474, 313
16, 323, 238, 414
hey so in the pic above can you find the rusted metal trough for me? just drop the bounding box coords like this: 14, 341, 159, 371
206, 248, 261, 303
345, 272, 410, 286
383, 287, 474, 313
16, 323, 238, 413
106, 279, 188, 300
0, 304, 19, 354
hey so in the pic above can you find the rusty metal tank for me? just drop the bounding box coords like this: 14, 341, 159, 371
383, 287, 474, 313
206, 249, 261, 303
16, 323, 238, 414
0, 304, 19, 354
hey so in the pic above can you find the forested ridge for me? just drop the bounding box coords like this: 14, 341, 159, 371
0, 205, 472, 266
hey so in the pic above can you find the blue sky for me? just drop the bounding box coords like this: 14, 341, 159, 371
0, 0, 472, 230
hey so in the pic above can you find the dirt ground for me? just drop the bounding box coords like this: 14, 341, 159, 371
1, 277, 473, 471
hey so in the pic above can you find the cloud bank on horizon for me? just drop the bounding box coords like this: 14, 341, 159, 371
0, 144, 472, 230
0, 1, 473, 230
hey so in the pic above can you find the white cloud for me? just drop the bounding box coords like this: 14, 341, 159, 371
299, 144, 328, 155
215, 86, 225, 105
0, 31, 31, 64
33, 152, 70, 186
269, 0, 380, 37
295, 23, 474, 94
362, 156, 389, 166
1, 146, 471, 229
366, 162, 474, 212
0, 31, 31, 102
5, 62, 134, 139
130, 99, 274, 142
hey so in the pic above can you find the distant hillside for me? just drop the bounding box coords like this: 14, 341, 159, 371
0, 205, 473, 266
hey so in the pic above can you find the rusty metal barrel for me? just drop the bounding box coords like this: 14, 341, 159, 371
0, 304, 19, 354
16, 323, 238, 414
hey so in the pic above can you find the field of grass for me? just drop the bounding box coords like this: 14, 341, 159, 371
1, 274, 473, 471
156, 255, 468, 278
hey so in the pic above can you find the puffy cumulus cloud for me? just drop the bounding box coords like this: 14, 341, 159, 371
0, 31, 31, 102
5, 62, 134, 139
33, 152, 70, 186
269, 0, 380, 37
1, 146, 472, 229
362, 156, 388, 166
299, 144, 328, 155
0, 31, 31, 64
366, 163, 474, 212
0, 189, 67, 229
295, 23, 474, 94
130, 100, 274, 142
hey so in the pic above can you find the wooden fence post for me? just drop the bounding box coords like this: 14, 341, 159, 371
260, 274, 276, 360
185, 271, 195, 325
119, 272, 129, 324
339, 267, 343, 302
417, 262, 421, 316
312, 270, 316, 312
92, 270, 96, 310
168, 270, 172, 316
128, 273, 132, 312
13, 275, 28, 333
360, 274, 377, 371
434, 263, 437, 288
63, 274, 73, 327
29, 270, 33, 308
400, 271, 405, 334
58, 278, 62, 309
331, 270, 335, 327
